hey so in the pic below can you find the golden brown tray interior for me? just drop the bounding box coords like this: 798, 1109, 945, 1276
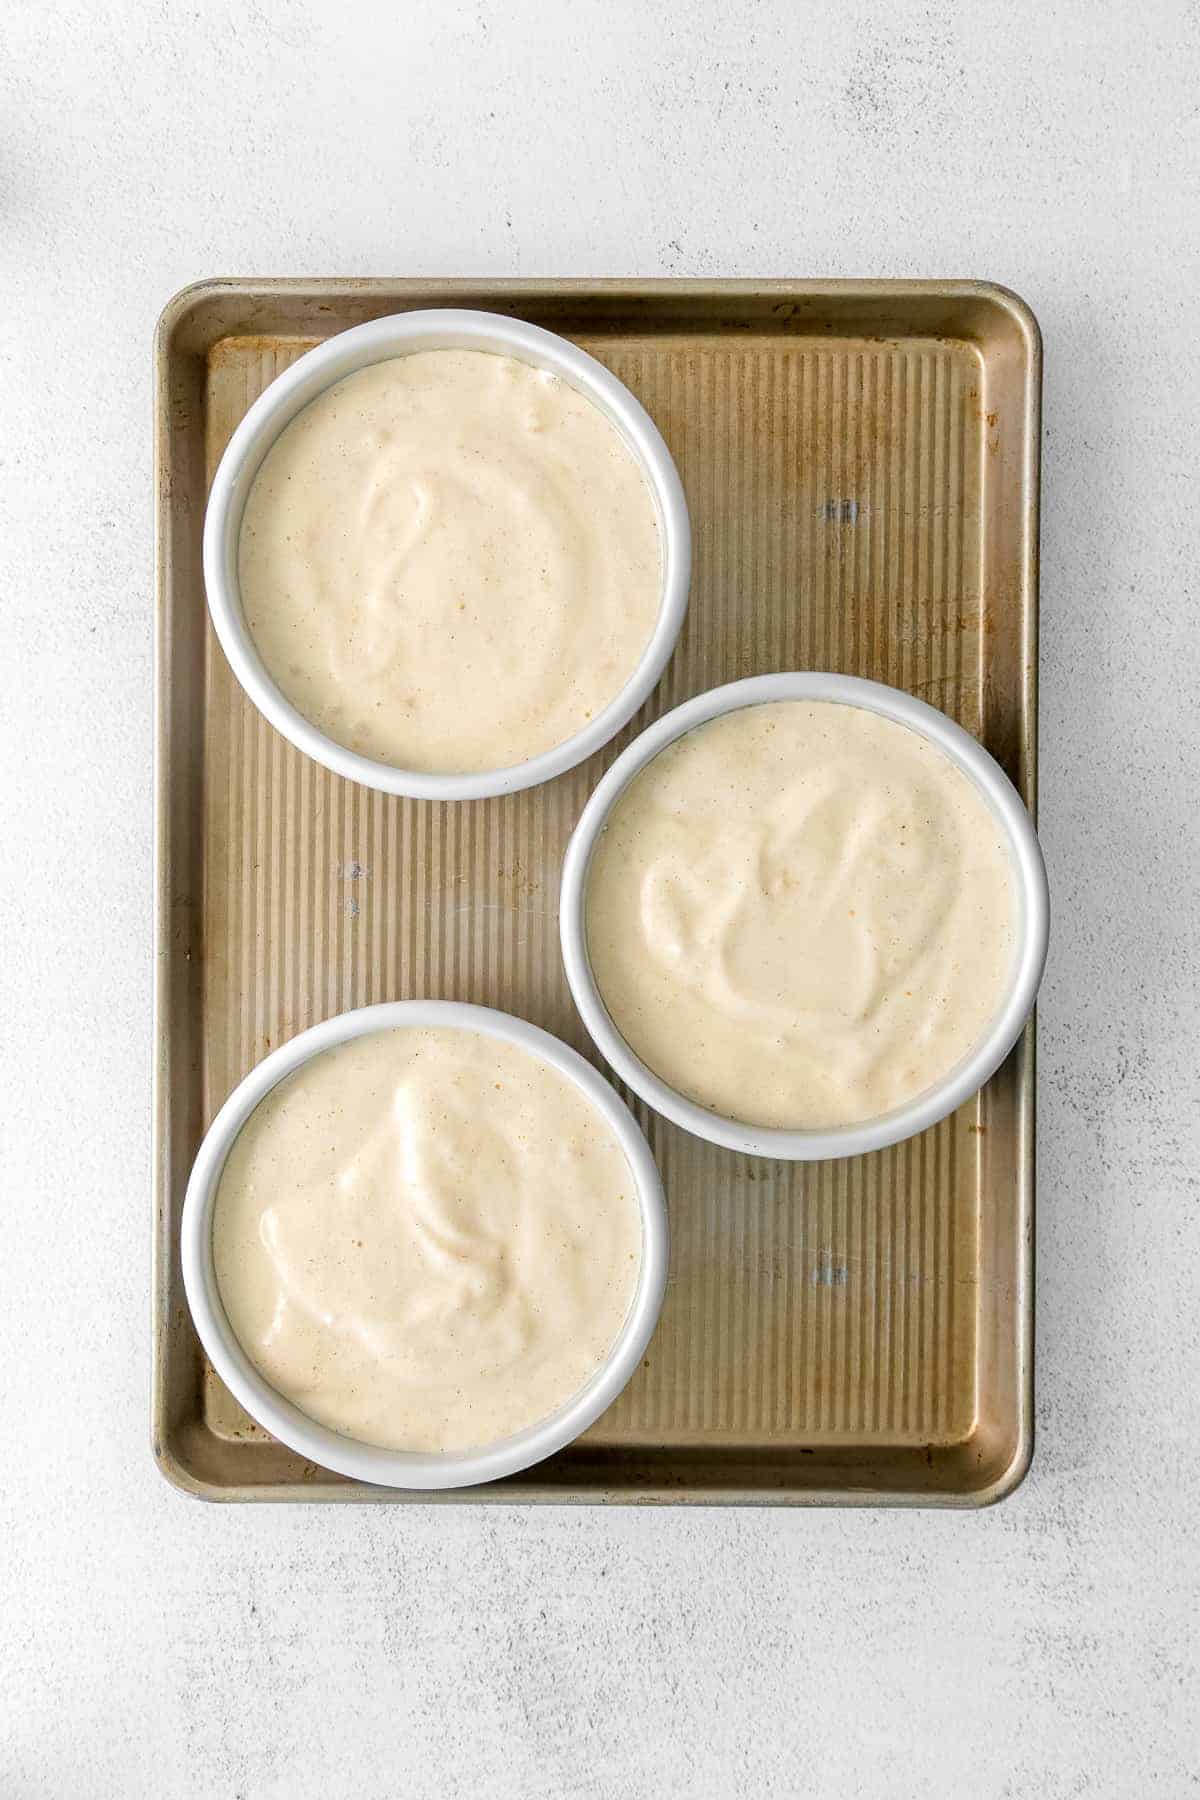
155, 281, 1037, 1504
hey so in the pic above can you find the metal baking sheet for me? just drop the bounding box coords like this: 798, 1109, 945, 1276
154, 278, 1040, 1505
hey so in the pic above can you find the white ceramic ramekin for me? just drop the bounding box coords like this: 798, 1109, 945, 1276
560, 671, 1050, 1161
202, 309, 691, 800
181, 1000, 668, 1490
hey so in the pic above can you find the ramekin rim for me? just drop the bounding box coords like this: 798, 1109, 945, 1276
559, 671, 1049, 1162
201, 308, 691, 800
180, 999, 668, 1489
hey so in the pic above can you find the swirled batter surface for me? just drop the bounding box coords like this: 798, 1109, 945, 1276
238, 350, 661, 772
585, 702, 1016, 1129
213, 1027, 642, 1452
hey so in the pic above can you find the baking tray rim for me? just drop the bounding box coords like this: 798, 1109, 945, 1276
152, 275, 1040, 1508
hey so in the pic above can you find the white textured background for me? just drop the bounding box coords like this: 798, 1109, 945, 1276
3, 1, 1198, 1794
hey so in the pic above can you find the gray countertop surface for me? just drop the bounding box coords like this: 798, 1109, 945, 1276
3, 1, 1197, 1793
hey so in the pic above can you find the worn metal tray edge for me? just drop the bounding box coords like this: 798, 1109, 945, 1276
152, 276, 1041, 1508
